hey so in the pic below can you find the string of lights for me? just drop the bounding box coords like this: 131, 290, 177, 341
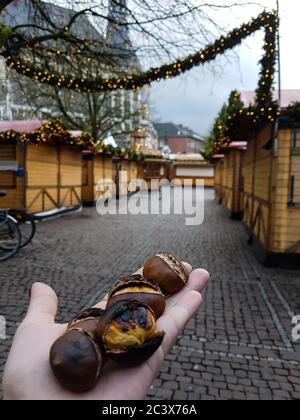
3, 11, 278, 94
2, 10, 279, 159
0, 121, 145, 161
201, 9, 279, 159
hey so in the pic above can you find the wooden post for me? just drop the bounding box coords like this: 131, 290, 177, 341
57, 145, 61, 208
250, 130, 258, 233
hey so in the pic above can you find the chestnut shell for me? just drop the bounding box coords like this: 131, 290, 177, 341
67, 308, 104, 338
143, 252, 189, 296
107, 275, 166, 318
96, 299, 165, 366
50, 329, 103, 392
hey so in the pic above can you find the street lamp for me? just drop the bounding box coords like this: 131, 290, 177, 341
276, 0, 282, 108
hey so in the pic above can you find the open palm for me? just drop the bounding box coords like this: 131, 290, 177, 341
3, 264, 209, 400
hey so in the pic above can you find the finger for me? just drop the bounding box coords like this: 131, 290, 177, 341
166, 268, 210, 309
158, 290, 203, 356
24, 282, 58, 323
182, 262, 193, 274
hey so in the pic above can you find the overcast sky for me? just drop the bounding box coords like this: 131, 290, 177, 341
150, 0, 299, 137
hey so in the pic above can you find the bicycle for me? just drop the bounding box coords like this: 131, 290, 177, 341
8, 208, 36, 248
0, 192, 22, 261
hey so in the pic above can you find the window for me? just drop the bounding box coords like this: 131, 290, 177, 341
144, 163, 162, 178
292, 130, 300, 152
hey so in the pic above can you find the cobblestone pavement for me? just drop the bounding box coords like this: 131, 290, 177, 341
0, 189, 300, 400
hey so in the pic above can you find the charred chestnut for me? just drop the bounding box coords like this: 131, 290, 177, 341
143, 252, 189, 296
107, 275, 166, 318
67, 308, 104, 338
50, 329, 103, 392
96, 300, 165, 365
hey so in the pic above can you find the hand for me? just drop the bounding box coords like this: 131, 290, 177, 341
3, 264, 209, 400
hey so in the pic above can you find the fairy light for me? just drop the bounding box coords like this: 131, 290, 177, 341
0, 121, 146, 162
3, 10, 278, 94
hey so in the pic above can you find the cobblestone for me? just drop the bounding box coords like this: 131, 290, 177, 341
0, 190, 300, 400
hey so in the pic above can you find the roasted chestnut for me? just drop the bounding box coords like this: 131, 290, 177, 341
96, 300, 165, 365
107, 275, 166, 318
50, 329, 103, 392
67, 308, 104, 338
143, 252, 189, 296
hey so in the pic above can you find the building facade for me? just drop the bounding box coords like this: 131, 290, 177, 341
0, 0, 158, 150
154, 122, 204, 154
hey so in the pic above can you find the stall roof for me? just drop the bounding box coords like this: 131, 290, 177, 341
229, 141, 247, 150
174, 154, 205, 162
0, 120, 45, 133
212, 154, 225, 159
0, 121, 82, 137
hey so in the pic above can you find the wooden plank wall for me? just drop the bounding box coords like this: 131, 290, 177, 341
0, 144, 25, 209
222, 152, 234, 211
26, 144, 58, 213
120, 161, 130, 196
81, 158, 94, 204
214, 161, 224, 203
291, 153, 300, 204
91, 157, 138, 202
272, 129, 300, 253
242, 124, 273, 248
214, 150, 243, 215
26, 144, 82, 214
59, 146, 82, 208
93, 156, 114, 201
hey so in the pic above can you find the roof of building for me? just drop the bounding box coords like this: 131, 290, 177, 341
241, 90, 300, 110
0, 120, 82, 137
0, 120, 45, 133
0, 0, 101, 40
154, 122, 204, 141
1, 0, 139, 69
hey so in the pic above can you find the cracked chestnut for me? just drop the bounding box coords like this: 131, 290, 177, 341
50, 328, 103, 393
107, 275, 166, 319
96, 300, 165, 365
143, 252, 189, 296
67, 308, 104, 338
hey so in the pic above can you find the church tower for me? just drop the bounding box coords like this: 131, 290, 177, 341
106, 0, 139, 69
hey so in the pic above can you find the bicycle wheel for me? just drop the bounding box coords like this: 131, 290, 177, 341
8, 210, 36, 248
0, 215, 21, 261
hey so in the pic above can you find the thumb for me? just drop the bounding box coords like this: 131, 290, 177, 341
25, 283, 58, 323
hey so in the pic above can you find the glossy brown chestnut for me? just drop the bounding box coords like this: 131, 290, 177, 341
50, 329, 103, 392
107, 275, 166, 318
96, 300, 165, 365
143, 252, 189, 296
67, 308, 104, 338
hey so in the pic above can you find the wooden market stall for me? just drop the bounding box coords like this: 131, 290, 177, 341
214, 142, 247, 219
139, 157, 170, 190
82, 151, 139, 205
241, 119, 300, 268
0, 121, 83, 215
169, 154, 215, 187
